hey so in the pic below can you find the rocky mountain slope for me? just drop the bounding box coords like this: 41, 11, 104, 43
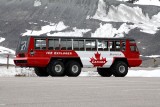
0, 0, 160, 58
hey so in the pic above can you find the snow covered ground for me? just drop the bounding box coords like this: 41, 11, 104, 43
1, 66, 160, 77
0, 66, 35, 77
81, 68, 160, 77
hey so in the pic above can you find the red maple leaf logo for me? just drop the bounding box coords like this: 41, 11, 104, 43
90, 52, 107, 67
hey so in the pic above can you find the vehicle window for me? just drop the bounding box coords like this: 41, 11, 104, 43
61, 39, 67, 50
48, 39, 59, 50
20, 41, 27, 51
130, 40, 136, 44
85, 40, 96, 51
98, 40, 108, 51
61, 39, 72, 50
109, 41, 115, 51
54, 39, 59, 50
130, 46, 138, 52
35, 39, 46, 50
48, 39, 54, 50
115, 41, 121, 51
16, 37, 29, 54
79, 40, 84, 51
73, 39, 84, 51
67, 39, 72, 50
73, 39, 79, 51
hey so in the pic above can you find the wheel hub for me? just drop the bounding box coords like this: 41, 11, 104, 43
72, 65, 79, 73
119, 65, 125, 73
55, 65, 62, 73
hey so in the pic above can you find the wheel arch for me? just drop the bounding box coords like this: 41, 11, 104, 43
112, 58, 129, 67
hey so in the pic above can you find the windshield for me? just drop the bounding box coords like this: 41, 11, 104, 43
16, 36, 30, 54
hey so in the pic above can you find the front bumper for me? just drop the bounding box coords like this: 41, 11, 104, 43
128, 58, 142, 67
14, 57, 49, 67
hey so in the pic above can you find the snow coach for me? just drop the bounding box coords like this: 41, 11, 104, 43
14, 36, 142, 77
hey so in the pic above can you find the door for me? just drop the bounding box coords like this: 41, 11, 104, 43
31, 38, 49, 66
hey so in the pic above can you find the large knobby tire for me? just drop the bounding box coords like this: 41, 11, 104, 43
66, 61, 81, 77
112, 61, 128, 77
47, 60, 65, 77
34, 67, 49, 77
97, 68, 112, 77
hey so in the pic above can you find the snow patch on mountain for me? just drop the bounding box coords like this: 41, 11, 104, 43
34, 0, 42, 7
89, 0, 160, 34
29, 22, 38, 25
117, 0, 160, 7
91, 23, 136, 38
0, 37, 5, 43
23, 21, 91, 37
117, 0, 130, 1
152, 12, 160, 22
23, 21, 68, 36
134, 0, 160, 7
47, 27, 91, 37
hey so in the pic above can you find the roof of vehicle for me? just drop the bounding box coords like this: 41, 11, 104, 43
22, 35, 135, 41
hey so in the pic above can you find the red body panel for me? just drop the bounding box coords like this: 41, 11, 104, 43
14, 37, 79, 67
14, 50, 79, 67
122, 40, 142, 67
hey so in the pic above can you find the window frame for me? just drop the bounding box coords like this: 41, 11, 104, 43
85, 39, 96, 51
35, 39, 47, 50
97, 40, 109, 51
130, 45, 138, 52
73, 39, 85, 51
48, 38, 60, 50
60, 39, 72, 50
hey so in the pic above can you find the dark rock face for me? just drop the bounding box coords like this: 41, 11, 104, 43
0, 0, 160, 57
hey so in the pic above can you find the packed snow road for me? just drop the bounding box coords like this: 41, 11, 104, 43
0, 77, 160, 107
